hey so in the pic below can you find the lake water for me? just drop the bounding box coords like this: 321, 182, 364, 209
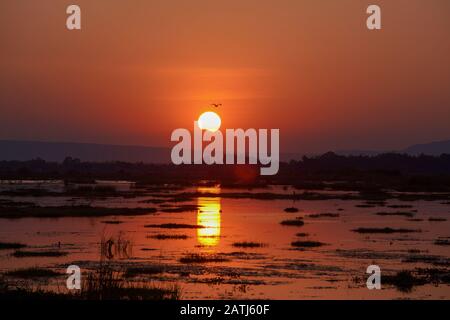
0, 181, 449, 299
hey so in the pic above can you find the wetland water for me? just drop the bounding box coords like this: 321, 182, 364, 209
0, 181, 449, 299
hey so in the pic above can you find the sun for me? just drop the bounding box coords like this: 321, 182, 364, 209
198, 111, 221, 132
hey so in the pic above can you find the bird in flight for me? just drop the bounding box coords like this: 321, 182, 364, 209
210, 103, 222, 108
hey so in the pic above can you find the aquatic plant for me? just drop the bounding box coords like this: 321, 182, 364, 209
232, 242, 266, 248
5, 267, 60, 279
280, 219, 304, 227
12, 250, 68, 258
352, 227, 420, 234
0, 242, 26, 250
179, 253, 228, 263
144, 223, 204, 229
148, 234, 189, 240
291, 241, 325, 248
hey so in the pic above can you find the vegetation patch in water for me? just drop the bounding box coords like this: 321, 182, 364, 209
355, 204, 376, 208
5, 267, 61, 279
179, 253, 229, 264
291, 241, 325, 248
296, 233, 309, 237
81, 264, 180, 300
352, 227, 420, 234
160, 205, 200, 213
280, 219, 304, 227
375, 211, 415, 217
12, 250, 68, 258
434, 239, 450, 246
387, 204, 413, 209
307, 213, 340, 218
144, 223, 204, 229
148, 234, 189, 240
382, 270, 427, 292
124, 266, 165, 278
0, 242, 27, 250
0, 205, 157, 219
232, 242, 266, 248
101, 220, 124, 225
428, 217, 447, 222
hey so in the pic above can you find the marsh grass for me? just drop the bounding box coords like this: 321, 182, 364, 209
0, 263, 181, 300
284, 207, 299, 213
100, 232, 132, 260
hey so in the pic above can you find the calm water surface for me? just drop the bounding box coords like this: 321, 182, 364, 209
0, 181, 449, 299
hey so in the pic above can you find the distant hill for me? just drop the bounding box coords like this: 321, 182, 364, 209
0, 140, 303, 163
0, 140, 170, 163
336, 139, 450, 157
1, 139, 449, 163
334, 149, 384, 156
402, 139, 450, 156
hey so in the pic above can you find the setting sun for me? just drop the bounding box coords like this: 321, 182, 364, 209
198, 111, 221, 132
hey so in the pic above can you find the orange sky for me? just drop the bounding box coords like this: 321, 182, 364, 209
1, 0, 450, 153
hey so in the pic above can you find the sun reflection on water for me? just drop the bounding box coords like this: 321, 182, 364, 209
197, 186, 221, 247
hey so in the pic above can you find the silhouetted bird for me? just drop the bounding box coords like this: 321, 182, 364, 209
211, 103, 222, 108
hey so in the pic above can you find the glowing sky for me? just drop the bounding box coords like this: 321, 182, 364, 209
1, 0, 449, 153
